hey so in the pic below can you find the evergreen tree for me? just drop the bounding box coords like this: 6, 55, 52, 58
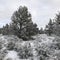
48, 19, 53, 35
45, 19, 53, 35
55, 13, 60, 24
44, 25, 49, 34
11, 6, 39, 40
39, 27, 44, 34
53, 12, 60, 36
2, 24, 9, 35
0, 28, 2, 34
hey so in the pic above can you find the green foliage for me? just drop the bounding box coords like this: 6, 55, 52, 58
55, 13, 60, 24
0, 49, 7, 60
39, 27, 44, 34
2, 24, 9, 35
0, 42, 2, 50
45, 12, 60, 36
7, 42, 15, 50
52, 12, 60, 36
45, 19, 53, 36
18, 45, 33, 59
11, 6, 39, 40
0, 6, 39, 40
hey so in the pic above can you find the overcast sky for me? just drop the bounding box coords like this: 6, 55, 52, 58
0, 0, 60, 28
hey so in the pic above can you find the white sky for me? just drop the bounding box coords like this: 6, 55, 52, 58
0, 0, 60, 28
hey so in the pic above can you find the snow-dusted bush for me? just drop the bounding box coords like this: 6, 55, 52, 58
0, 49, 8, 60
0, 34, 60, 60
18, 45, 33, 59
7, 41, 15, 50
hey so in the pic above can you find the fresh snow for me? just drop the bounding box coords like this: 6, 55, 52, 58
4, 50, 20, 60
0, 34, 60, 60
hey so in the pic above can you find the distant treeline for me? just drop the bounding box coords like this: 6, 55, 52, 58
0, 6, 60, 40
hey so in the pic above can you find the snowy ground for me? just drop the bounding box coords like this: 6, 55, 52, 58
0, 34, 60, 60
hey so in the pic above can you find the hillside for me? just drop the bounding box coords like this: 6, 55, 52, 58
0, 34, 60, 60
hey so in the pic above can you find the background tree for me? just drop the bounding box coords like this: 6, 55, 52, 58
45, 19, 53, 35
2, 24, 9, 35
11, 6, 39, 40
55, 13, 60, 24
0, 28, 2, 34
39, 27, 44, 34
53, 12, 60, 36
44, 25, 49, 34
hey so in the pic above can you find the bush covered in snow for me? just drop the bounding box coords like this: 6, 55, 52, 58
0, 34, 60, 60
18, 45, 33, 59
7, 41, 15, 50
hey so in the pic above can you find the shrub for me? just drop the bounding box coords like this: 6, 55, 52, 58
18, 46, 33, 59
7, 42, 15, 50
